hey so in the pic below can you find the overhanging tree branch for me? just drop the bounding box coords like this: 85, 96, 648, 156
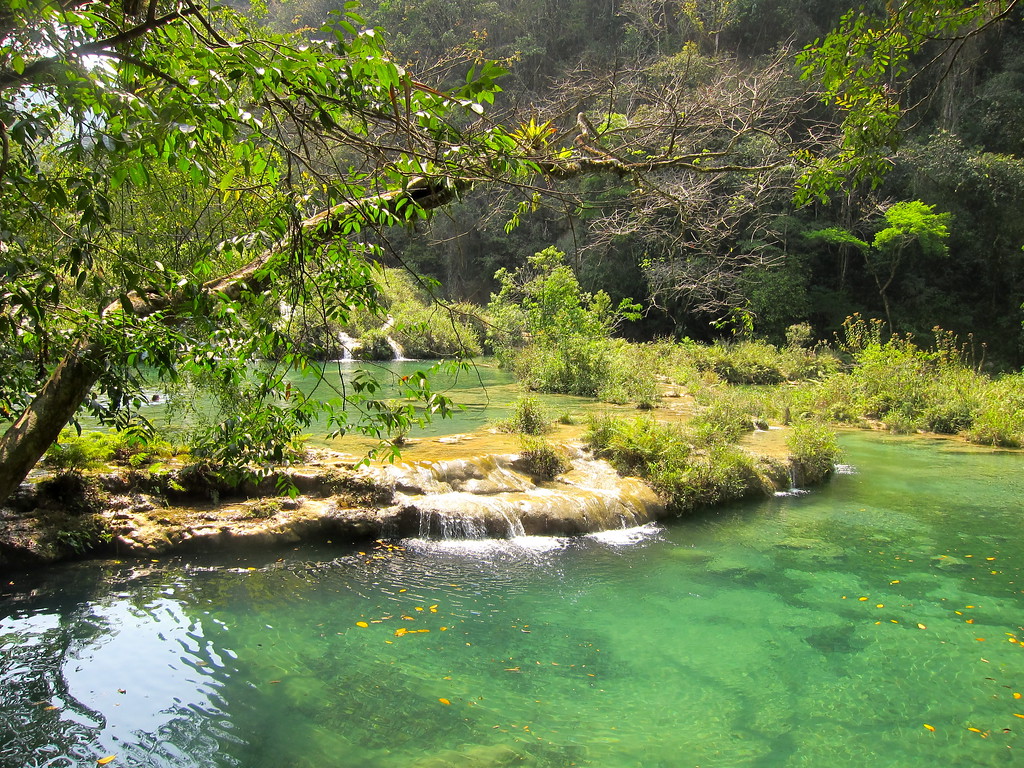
0, 177, 459, 503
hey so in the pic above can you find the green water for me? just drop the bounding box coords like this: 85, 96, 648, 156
3, 433, 1024, 768
127, 359, 594, 445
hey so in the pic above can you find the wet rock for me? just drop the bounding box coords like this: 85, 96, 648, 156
666, 547, 714, 564
386, 452, 665, 539
1, 442, 815, 569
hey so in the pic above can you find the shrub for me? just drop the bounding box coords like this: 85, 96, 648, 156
786, 419, 840, 484
779, 345, 843, 380
689, 384, 794, 442
246, 498, 282, 519
965, 374, 1024, 447
488, 247, 639, 396
517, 436, 570, 480
687, 340, 787, 384
785, 322, 814, 349
584, 414, 760, 515
600, 342, 663, 408
495, 396, 553, 435
790, 316, 1024, 448
585, 414, 687, 477
45, 430, 115, 472
789, 375, 865, 424
658, 443, 758, 513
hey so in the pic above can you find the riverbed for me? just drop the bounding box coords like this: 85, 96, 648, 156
2, 432, 1023, 767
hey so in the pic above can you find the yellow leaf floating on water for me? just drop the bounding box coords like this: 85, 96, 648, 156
917, 624, 927, 629
394, 628, 408, 637
439, 698, 451, 706
923, 724, 935, 732
97, 758, 117, 766
356, 621, 369, 628
414, 607, 424, 611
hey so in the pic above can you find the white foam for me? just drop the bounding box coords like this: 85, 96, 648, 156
401, 535, 568, 557
586, 522, 664, 547
774, 488, 811, 497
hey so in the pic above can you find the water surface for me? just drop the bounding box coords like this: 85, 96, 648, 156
121, 359, 598, 450
3, 433, 1023, 767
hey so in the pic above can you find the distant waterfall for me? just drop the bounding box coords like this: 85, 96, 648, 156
380, 315, 409, 360
336, 332, 356, 361
386, 336, 409, 361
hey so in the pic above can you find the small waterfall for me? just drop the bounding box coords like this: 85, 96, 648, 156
386, 336, 409, 361
775, 463, 810, 497
382, 452, 664, 541
418, 510, 488, 540
336, 332, 356, 361
498, 511, 526, 538
379, 315, 409, 360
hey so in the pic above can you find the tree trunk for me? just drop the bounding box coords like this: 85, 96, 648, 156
0, 341, 104, 502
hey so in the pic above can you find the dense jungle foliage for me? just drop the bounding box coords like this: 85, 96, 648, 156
1, 0, 1022, 501
324, 0, 1024, 363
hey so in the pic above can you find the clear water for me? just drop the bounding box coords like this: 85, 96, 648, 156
123, 359, 596, 445
3, 433, 1024, 768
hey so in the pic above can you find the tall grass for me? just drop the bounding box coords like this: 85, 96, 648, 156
789, 316, 1024, 447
